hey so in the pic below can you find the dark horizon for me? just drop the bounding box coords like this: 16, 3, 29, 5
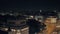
0, 0, 60, 10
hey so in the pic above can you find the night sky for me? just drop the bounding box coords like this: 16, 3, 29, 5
0, 0, 60, 10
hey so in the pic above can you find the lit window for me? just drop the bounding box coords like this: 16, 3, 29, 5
11, 29, 16, 32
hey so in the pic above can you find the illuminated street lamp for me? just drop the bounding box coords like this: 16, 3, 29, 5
29, 15, 34, 19
16, 30, 21, 34
4, 28, 8, 31
11, 29, 16, 32
30, 16, 33, 18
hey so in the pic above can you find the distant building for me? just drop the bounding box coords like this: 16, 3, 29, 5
35, 15, 43, 22
57, 12, 60, 19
